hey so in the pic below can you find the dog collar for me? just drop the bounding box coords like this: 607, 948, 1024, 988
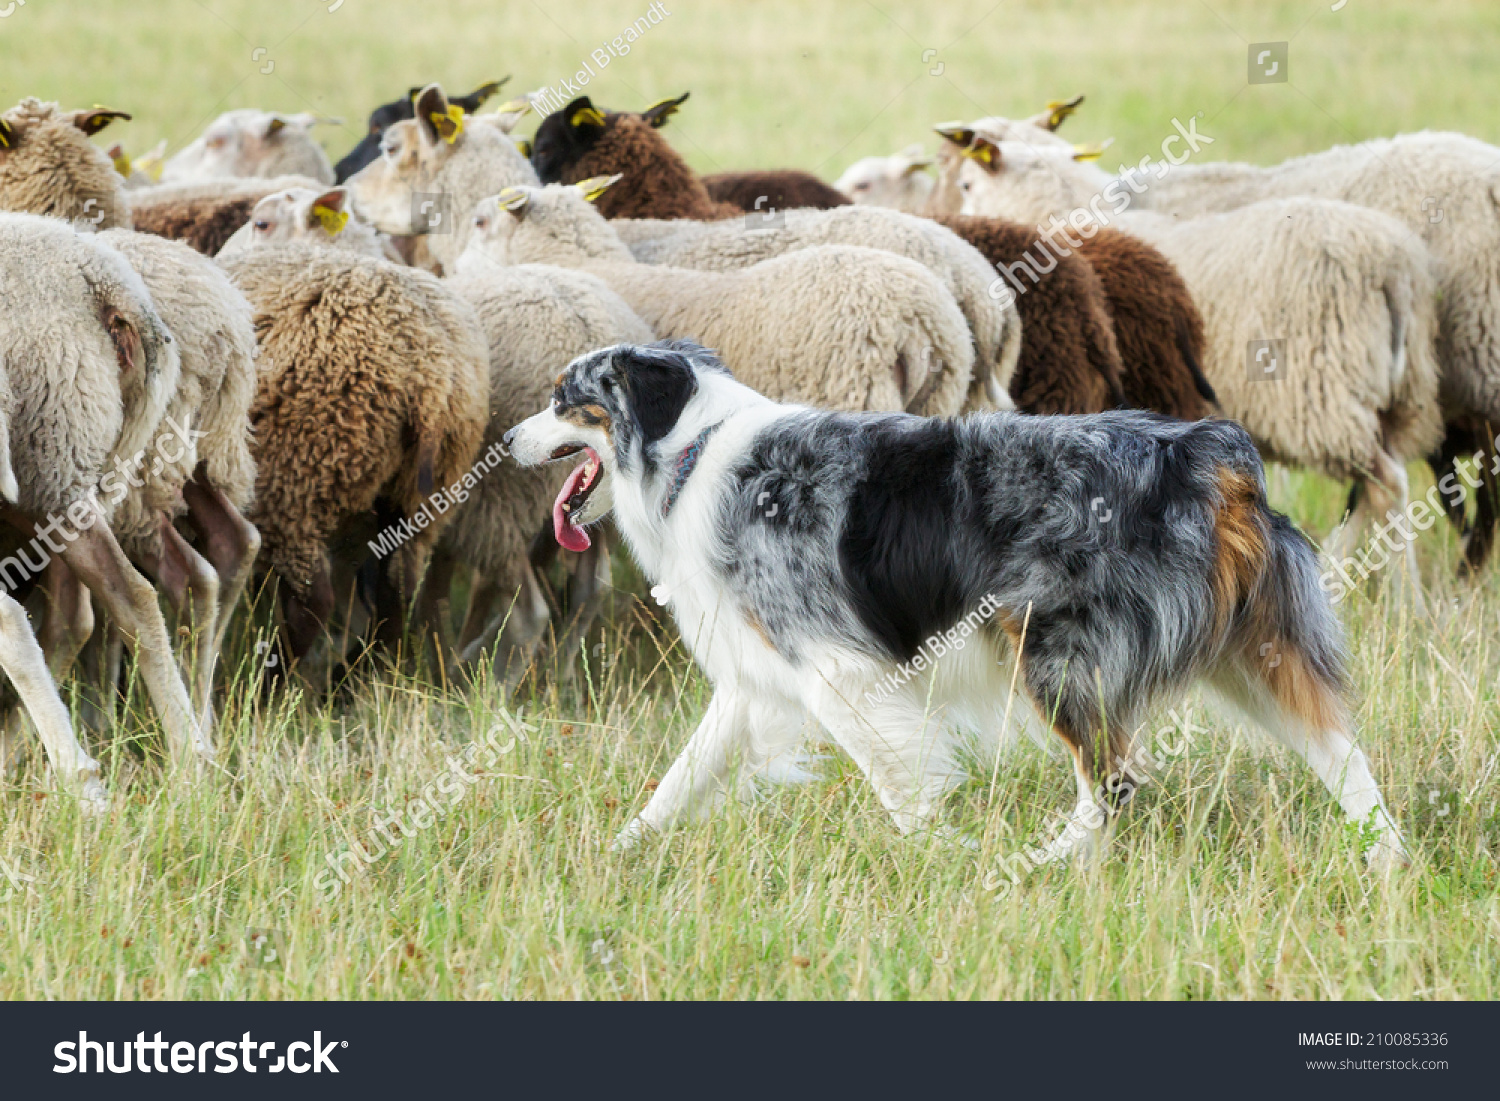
660, 422, 724, 519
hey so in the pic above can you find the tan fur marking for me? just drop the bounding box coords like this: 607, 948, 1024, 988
744, 608, 775, 650
559, 403, 612, 438
1210, 467, 1270, 635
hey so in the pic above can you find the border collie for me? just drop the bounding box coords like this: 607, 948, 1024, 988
505, 340, 1407, 870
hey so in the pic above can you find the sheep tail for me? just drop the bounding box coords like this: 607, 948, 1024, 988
0, 406, 17, 504
1178, 314, 1218, 406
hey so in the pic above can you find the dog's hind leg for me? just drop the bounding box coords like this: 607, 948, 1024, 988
614, 687, 750, 849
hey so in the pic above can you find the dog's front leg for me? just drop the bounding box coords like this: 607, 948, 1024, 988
614, 688, 748, 850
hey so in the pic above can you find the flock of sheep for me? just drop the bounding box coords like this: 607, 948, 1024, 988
0, 79, 1494, 812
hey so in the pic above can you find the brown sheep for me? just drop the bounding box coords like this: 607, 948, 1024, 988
934, 215, 1125, 413
530, 95, 741, 220
217, 244, 489, 670
702, 170, 851, 212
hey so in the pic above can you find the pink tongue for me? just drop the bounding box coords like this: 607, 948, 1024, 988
552, 451, 596, 553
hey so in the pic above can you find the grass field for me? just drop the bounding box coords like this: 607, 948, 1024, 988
0, 0, 1498, 1000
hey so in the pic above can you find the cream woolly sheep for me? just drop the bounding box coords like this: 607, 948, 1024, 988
953, 138, 1444, 603
1016, 119, 1500, 571
0, 98, 132, 228
217, 185, 400, 260
441, 260, 656, 682
217, 244, 488, 672
0, 213, 210, 781
93, 229, 260, 730
348, 84, 538, 273
614, 205, 1020, 411
462, 182, 975, 417
832, 144, 935, 213
161, 110, 340, 185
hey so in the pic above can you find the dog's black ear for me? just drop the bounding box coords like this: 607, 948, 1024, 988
618, 345, 697, 445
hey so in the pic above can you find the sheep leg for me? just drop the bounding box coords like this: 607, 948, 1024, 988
0, 590, 107, 811
38, 558, 95, 682
182, 472, 261, 674
1331, 450, 1427, 617
415, 545, 458, 664
60, 524, 211, 769
279, 561, 336, 690
137, 519, 221, 735
552, 534, 613, 684
74, 621, 124, 736
457, 577, 501, 653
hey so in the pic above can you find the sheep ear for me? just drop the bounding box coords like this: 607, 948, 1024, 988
963, 135, 1002, 170
641, 92, 689, 129
513, 138, 532, 159
575, 174, 622, 203
414, 84, 458, 146
933, 122, 976, 149
496, 187, 531, 218
1033, 94, 1085, 132
74, 107, 132, 136
265, 116, 288, 138
0, 118, 13, 149
309, 188, 350, 234
107, 143, 132, 177
1071, 139, 1112, 162
453, 77, 509, 114
286, 111, 343, 129
565, 97, 606, 134
135, 139, 167, 181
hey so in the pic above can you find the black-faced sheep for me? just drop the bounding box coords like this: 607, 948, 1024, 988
333, 78, 511, 184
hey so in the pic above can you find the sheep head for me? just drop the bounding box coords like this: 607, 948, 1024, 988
161, 109, 339, 185
0, 99, 132, 229
454, 180, 626, 274
833, 145, 934, 212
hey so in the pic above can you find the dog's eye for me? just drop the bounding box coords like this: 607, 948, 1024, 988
600, 376, 614, 393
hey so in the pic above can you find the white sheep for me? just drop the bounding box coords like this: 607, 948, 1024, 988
217, 185, 400, 260
950, 138, 1444, 606
93, 229, 261, 731
347, 84, 539, 272
614, 205, 1020, 411
0, 213, 210, 785
161, 110, 340, 185
461, 181, 976, 417
443, 259, 657, 682
832, 144, 935, 213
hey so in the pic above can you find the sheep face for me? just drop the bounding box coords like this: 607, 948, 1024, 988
457, 183, 623, 270
833, 146, 934, 211
0, 99, 131, 229
954, 138, 1105, 223
530, 96, 608, 184
161, 110, 335, 184
346, 118, 431, 234
242, 187, 352, 247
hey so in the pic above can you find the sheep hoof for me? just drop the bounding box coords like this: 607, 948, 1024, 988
611, 816, 652, 852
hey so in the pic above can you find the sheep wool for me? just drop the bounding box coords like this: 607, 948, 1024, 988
464, 185, 974, 417
94, 230, 258, 554
161, 110, 337, 185
615, 205, 1021, 411
218, 244, 488, 599
0, 98, 132, 229
701, 170, 851, 212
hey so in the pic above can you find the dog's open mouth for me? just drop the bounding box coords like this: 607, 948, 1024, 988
553, 446, 602, 553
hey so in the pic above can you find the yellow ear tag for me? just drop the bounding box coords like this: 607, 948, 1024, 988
514, 138, 532, 158
430, 104, 465, 144
569, 106, 606, 129
312, 203, 349, 235
1071, 141, 1110, 162
112, 150, 132, 177
496, 187, 531, 213
962, 142, 994, 164
1045, 98, 1082, 129
0, 127, 11, 149
575, 174, 621, 202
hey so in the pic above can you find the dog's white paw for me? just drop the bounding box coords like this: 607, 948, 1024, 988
1365, 836, 1412, 877
612, 816, 652, 852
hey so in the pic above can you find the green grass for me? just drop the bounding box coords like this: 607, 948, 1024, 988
0, 0, 1498, 1000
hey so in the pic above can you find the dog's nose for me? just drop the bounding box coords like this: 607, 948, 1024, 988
502, 426, 518, 449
